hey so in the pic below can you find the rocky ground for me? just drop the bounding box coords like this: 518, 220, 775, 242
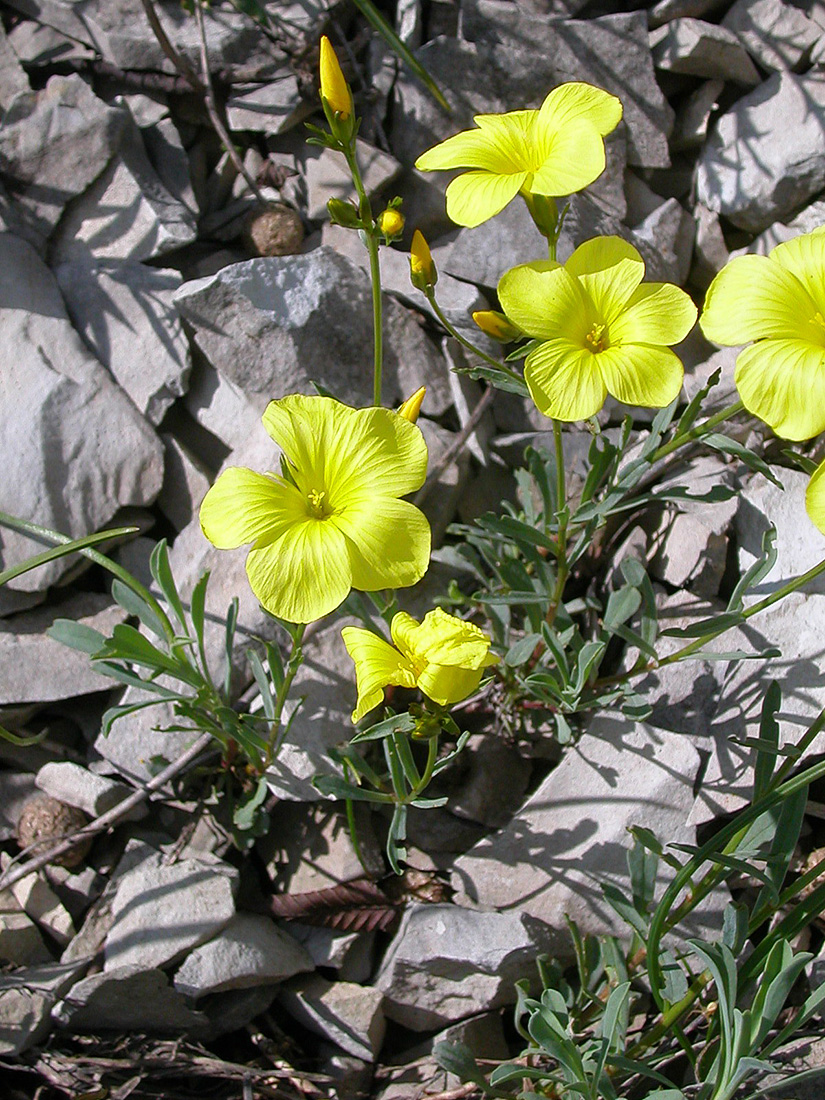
2, 0, 825, 1096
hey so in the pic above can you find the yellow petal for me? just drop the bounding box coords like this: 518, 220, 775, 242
701, 254, 817, 345
333, 498, 431, 592
199, 467, 303, 549
319, 35, 352, 119
597, 345, 684, 408
524, 340, 607, 421
245, 519, 352, 624
529, 118, 608, 197
398, 386, 426, 423
444, 170, 526, 228
416, 663, 484, 707
608, 282, 697, 346
341, 626, 417, 723
537, 82, 623, 138
410, 229, 437, 289
412, 608, 495, 669
498, 263, 589, 342
734, 338, 825, 440
565, 237, 645, 324
806, 459, 825, 535
770, 230, 825, 316
415, 111, 535, 173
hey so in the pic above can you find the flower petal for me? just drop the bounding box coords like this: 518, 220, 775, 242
333, 498, 431, 592
597, 345, 684, 408
700, 254, 817, 345
609, 282, 697, 346
806, 459, 825, 536
524, 340, 607, 421
263, 395, 428, 502
415, 112, 535, 173
199, 467, 303, 549
564, 237, 645, 324
341, 626, 416, 723
734, 338, 825, 440
245, 519, 352, 623
498, 263, 590, 341
529, 119, 608, 197
770, 230, 825, 316
538, 82, 623, 138
408, 608, 495, 669
416, 663, 484, 708
444, 170, 526, 228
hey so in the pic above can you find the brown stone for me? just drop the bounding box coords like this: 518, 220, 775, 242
16, 797, 90, 869
242, 202, 304, 257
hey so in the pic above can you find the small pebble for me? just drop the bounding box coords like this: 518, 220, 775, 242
242, 202, 304, 256
16, 797, 91, 869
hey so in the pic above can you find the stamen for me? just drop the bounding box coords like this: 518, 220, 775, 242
307, 488, 328, 518
585, 322, 607, 352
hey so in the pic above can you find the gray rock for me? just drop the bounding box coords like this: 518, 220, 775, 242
672, 79, 724, 152
173, 913, 313, 997
455, 8, 673, 169
291, 926, 376, 983
691, 203, 730, 289
54, 258, 191, 426
195, 983, 279, 1040
0, 889, 51, 966
0, 74, 126, 241
280, 975, 385, 1060
0, 24, 29, 110
5, 17, 96, 68
631, 197, 695, 286
452, 717, 725, 950
741, 199, 825, 255
225, 76, 309, 135
301, 139, 401, 222
261, 802, 382, 892
0, 593, 126, 705
449, 734, 532, 828
158, 434, 212, 533
696, 72, 825, 232
105, 855, 238, 971
650, 18, 760, 83
723, 0, 822, 71
53, 964, 208, 1032
174, 249, 452, 415
0, 853, 74, 945
0, 772, 38, 842
0, 958, 89, 1055
374, 903, 545, 1030
736, 468, 825, 593
92, 692, 204, 788
52, 113, 197, 263
0, 232, 164, 596
181, 359, 263, 456
35, 762, 139, 820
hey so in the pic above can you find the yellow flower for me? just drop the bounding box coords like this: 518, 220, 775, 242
498, 237, 697, 421
319, 35, 352, 120
414, 83, 623, 228
409, 229, 437, 291
377, 207, 405, 238
472, 310, 522, 342
807, 459, 825, 534
398, 387, 426, 423
199, 395, 431, 624
342, 608, 499, 723
700, 229, 825, 441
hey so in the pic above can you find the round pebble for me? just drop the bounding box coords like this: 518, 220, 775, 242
242, 202, 304, 257
17, 796, 91, 868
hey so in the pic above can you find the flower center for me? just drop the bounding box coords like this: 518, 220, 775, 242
585, 322, 608, 352
306, 488, 331, 518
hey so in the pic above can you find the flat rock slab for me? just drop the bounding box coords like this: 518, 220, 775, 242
650, 18, 760, 83
105, 855, 238, 971
0, 232, 164, 596
452, 717, 724, 951
53, 964, 208, 1032
696, 71, 825, 232
280, 975, 385, 1060
0, 959, 89, 1055
173, 913, 313, 998
174, 248, 452, 415
374, 903, 546, 1031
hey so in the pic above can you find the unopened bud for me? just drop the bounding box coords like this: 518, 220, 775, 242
472, 310, 522, 342
319, 35, 352, 120
377, 207, 405, 239
398, 387, 425, 423
327, 198, 361, 228
409, 229, 437, 292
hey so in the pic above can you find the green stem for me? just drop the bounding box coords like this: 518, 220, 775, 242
0, 510, 175, 643
548, 420, 569, 621
651, 399, 744, 463
344, 145, 383, 405
268, 623, 306, 763
425, 292, 526, 387
412, 734, 439, 799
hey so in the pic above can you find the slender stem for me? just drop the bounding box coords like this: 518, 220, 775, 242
547, 420, 569, 623
140, 0, 202, 87
0, 733, 216, 891
651, 399, 744, 463
412, 734, 439, 799
343, 146, 383, 405
414, 385, 495, 506
269, 623, 306, 762
425, 293, 526, 386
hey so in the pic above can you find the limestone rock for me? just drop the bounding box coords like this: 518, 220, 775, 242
0, 232, 164, 596
650, 18, 760, 83
280, 975, 385, 1060
225, 76, 309, 135
0, 888, 51, 966
300, 139, 401, 222
0, 24, 29, 110
0, 959, 89, 1055
173, 913, 313, 997
35, 762, 139, 820
696, 72, 825, 232
53, 965, 208, 1032
723, 0, 822, 71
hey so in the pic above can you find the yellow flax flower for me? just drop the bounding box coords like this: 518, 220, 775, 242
414, 83, 623, 228
200, 395, 431, 624
319, 35, 352, 120
342, 608, 498, 723
700, 229, 825, 440
498, 236, 697, 421
807, 459, 825, 534
409, 229, 437, 291
398, 386, 426, 423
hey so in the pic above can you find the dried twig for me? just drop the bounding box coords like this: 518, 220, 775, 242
0, 733, 215, 892
415, 385, 495, 507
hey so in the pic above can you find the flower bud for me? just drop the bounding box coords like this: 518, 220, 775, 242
319, 35, 352, 120
472, 310, 522, 342
398, 387, 426, 423
409, 229, 437, 292
327, 197, 361, 228
377, 207, 405, 239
